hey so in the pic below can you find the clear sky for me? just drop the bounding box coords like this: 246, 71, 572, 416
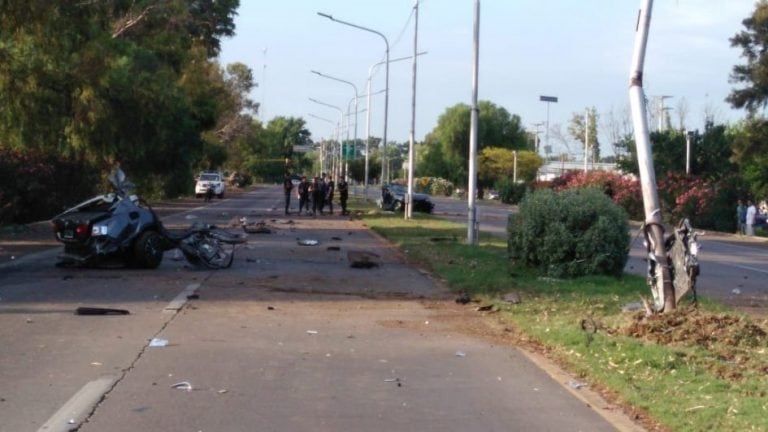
218, 0, 756, 158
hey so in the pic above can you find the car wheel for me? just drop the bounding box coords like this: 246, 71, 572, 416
132, 231, 164, 269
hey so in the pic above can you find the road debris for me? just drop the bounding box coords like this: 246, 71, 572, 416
298, 239, 320, 246
567, 380, 588, 389
732, 288, 741, 295
326, 246, 341, 251
184, 214, 198, 220
455, 351, 467, 357
502, 292, 522, 304
306, 330, 319, 335
348, 250, 380, 268
455, 291, 471, 304
476, 304, 494, 312
75, 307, 130, 315
149, 338, 169, 347
171, 381, 192, 391
331, 236, 343, 241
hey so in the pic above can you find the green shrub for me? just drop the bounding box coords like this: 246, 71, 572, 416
508, 188, 630, 278
415, 177, 454, 196
495, 177, 527, 204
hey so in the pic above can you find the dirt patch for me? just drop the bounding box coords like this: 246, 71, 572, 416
619, 308, 768, 381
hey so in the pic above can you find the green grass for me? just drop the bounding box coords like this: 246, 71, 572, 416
355, 202, 768, 432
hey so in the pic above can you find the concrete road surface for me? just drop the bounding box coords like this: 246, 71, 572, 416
0, 186, 634, 432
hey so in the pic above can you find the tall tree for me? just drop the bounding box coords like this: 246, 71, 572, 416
423, 101, 527, 185
728, 0, 768, 116
567, 107, 600, 163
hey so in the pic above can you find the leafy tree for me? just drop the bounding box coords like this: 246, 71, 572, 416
478, 147, 542, 187
422, 101, 527, 185
567, 107, 600, 163
728, 0, 768, 116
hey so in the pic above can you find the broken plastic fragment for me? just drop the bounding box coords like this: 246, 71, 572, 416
298, 239, 319, 246
568, 380, 587, 389
306, 330, 318, 335
149, 338, 169, 347
455, 351, 467, 357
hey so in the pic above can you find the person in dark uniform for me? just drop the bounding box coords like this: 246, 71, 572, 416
298, 176, 310, 215
312, 176, 325, 216
325, 174, 336, 215
338, 177, 349, 215
283, 172, 293, 215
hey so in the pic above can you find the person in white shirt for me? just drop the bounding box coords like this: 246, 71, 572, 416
745, 199, 757, 236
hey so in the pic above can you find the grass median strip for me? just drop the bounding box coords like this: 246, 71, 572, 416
357, 205, 768, 432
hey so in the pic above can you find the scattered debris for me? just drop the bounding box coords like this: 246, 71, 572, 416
171, 249, 184, 261
184, 215, 198, 220
476, 304, 494, 312
348, 250, 380, 268
384, 378, 403, 387
298, 239, 319, 246
502, 292, 522, 304
267, 306, 275, 310
732, 288, 741, 295
331, 236, 343, 241
567, 380, 588, 390
455, 292, 471, 304
455, 351, 467, 357
326, 246, 341, 251
186, 294, 199, 300
306, 330, 318, 335
149, 338, 169, 347
171, 381, 192, 391
217, 389, 228, 394
75, 307, 130, 316
622, 302, 644, 312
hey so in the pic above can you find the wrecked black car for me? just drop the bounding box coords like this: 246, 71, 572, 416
378, 183, 434, 213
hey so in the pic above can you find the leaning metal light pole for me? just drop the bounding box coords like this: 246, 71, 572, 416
311, 70, 358, 180
318, 12, 390, 183
467, 0, 480, 245
628, 0, 675, 312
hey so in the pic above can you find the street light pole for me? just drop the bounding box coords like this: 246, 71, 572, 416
308, 113, 336, 174
539, 95, 558, 160
365, 52, 427, 195
318, 12, 390, 183
468, 0, 480, 245
309, 97, 344, 177
310, 70, 359, 181
406, 0, 419, 220
629, 0, 674, 312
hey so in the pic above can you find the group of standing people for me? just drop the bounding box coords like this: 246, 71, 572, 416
736, 199, 760, 236
283, 172, 349, 216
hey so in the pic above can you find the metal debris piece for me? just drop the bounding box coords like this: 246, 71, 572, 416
455, 351, 467, 357
306, 330, 318, 335
567, 380, 588, 389
171, 381, 192, 391
298, 239, 319, 246
326, 246, 341, 251
331, 236, 343, 241
476, 304, 494, 312
184, 215, 198, 220
76, 307, 130, 316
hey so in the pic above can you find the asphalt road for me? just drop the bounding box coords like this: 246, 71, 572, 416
0, 187, 627, 432
430, 195, 768, 311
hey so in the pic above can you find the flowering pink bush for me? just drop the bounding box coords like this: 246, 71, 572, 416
551, 170, 643, 219
657, 172, 714, 221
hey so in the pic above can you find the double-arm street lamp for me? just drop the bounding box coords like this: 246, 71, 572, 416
308, 113, 338, 175
310, 70, 358, 181
309, 97, 344, 180
317, 11, 391, 183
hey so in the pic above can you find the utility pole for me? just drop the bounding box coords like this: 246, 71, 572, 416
467, 0, 480, 245
629, 0, 675, 312
584, 108, 589, 173
406, 0, 419, 220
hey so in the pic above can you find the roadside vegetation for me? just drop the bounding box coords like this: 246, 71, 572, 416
356, 199, 768, 432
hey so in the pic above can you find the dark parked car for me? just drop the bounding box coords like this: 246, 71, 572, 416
378, 184, 434, 213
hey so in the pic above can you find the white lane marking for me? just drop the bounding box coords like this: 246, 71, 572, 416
37, 376, 117, 432
731, 264, 768, 275
164, 283, 201, 312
